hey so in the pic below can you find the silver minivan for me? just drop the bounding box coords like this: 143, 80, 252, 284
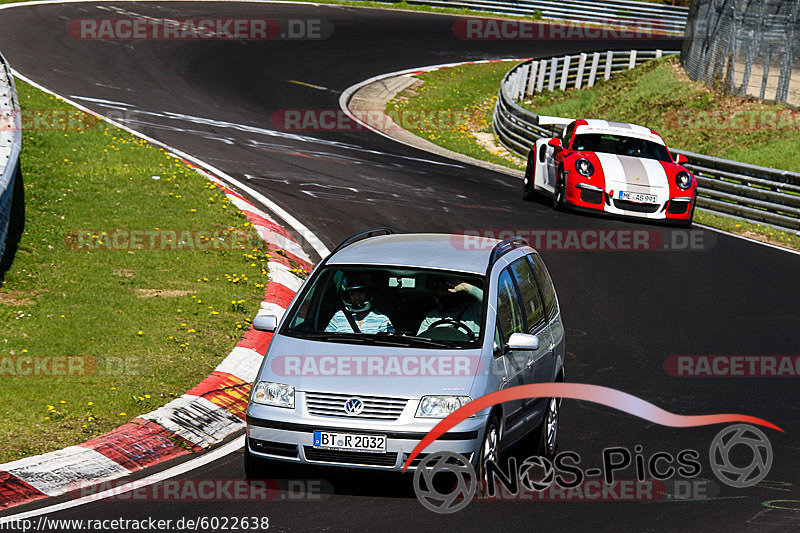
245, 229, 565, 479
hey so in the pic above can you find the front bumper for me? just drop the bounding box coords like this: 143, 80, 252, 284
245, 412, 485, 471
566, 176, 693, 221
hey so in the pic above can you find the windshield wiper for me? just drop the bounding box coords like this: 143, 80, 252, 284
288, 332, 460, 348
377, 334, 460, 349
290, 332, 372, 343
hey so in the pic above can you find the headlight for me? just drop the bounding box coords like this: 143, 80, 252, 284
251, 381, 295, 408
675, 171, 693, 190
575, 158, 595, 177
416, 395, 472, 418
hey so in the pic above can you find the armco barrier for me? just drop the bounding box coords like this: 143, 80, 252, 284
400, 0, 688, 34
492, 52, 800, 232
0, 52, 21, 263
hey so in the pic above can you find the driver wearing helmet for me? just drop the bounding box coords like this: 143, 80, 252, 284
417, 277, 483, 337
325, 275, 394, 334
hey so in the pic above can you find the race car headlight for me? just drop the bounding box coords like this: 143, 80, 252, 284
416, 395, 472, 418
251, 381, 295, 408
575, 158, 595, 177
675, 171, 693, 190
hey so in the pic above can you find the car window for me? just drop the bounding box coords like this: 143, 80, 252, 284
496, 268, 524, 344
509, 257, 545, 330
527, 253, 557, 320
282, 265, 484, 348
561, 122, 576, 149
572, 133, 671, 162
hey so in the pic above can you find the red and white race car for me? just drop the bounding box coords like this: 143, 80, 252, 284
523, 119, 697, 226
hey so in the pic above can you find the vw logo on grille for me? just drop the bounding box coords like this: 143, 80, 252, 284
343, 398, 364, 416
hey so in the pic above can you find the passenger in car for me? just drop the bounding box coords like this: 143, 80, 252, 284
325, 275, 394, 334
417, 277, 483, 337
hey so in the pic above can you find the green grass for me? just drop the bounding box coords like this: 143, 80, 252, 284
386, 62, 525, 170
0, 80, 272, 463
389, 57, 800, 251
525, 56, 800, 171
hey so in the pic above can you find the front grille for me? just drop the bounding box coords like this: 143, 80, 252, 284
249, 438, 299, 458
613, 199, 661, 213
579, 189, 603, 204
303, 447, 398, 466
666, 200, 690, 214
305, 391, 408, 420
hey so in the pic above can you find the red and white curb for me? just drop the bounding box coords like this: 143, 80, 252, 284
0, 167, 313, 511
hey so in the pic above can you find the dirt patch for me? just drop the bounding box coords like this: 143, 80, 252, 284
113, 269, 135, 278
472, 131, 526, 166
136, 289, 195, 298
0, 291, 35, 306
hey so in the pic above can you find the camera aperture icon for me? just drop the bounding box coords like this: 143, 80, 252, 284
709, 424, 773, 488
413, 451, 477, 514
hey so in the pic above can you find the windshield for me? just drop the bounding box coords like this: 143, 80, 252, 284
282, 266, 485, 348
572, 133, 672, 162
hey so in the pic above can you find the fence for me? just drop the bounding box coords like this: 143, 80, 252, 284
396, 0, 689, 34
0, 52, 21, 263
492, 52, 800, 232
682, 0, 800, 107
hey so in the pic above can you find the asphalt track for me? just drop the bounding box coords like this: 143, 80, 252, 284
0, 2, 799, 531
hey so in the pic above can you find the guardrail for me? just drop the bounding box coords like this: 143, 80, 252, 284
492, 52, 800, 232
0, 52, 21, 263
400, 0, 688, 34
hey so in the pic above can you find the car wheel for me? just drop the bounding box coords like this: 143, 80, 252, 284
477, 414, 501, 486
552, 168, 566, 211
537, 397, 559, 459
522, 154, 536, 201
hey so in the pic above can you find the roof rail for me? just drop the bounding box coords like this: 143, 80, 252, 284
489, 236, 529, 267
330, 227, 394, 256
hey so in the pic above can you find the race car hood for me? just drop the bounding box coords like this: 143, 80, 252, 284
593, 153, 669, 192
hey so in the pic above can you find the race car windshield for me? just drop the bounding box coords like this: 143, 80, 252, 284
572, 133, 672, 162
281, 266, 485, 348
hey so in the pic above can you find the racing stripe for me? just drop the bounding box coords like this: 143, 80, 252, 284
618, 156, 650, 187
640, 158, 670, 189
595, 153, 624, 182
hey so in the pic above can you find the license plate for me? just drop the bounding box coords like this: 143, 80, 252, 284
618, 191, 657, 204
313, 431, 386, 453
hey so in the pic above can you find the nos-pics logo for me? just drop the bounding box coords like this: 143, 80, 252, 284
413, 423, 773, 514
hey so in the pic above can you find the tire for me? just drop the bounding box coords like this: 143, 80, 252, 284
536, 397, 560, 459
552, 167, 566, 211
477, 414, 501, 486
522, 154, 537, 201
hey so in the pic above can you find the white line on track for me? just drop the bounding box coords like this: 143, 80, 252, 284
0, 437, 245, 524
11, 70, 331, 259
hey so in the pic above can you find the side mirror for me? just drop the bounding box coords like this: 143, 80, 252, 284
547, 138, 563, 150
252, 314, 278, 332
507, 333, 540, 351
675, 153, 689, 165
